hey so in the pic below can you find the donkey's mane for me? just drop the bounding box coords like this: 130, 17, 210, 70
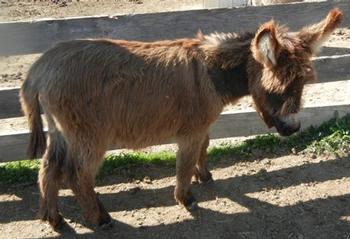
199, 31, 255, 69
200, 32, 254, 49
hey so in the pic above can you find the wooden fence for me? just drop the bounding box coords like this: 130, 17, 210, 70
0, 0, 349, 162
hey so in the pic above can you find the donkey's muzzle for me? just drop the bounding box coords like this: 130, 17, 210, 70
273, 114, 301, 137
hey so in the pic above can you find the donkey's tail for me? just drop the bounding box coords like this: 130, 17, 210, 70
20, 80, 46, 159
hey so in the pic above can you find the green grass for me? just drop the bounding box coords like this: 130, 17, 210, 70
1, 113, 349, 185
0, 160, 40, 185
98, 151, 176, 178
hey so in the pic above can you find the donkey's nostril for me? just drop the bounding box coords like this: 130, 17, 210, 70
279, 121, 301, 136
272, 115, 301, 137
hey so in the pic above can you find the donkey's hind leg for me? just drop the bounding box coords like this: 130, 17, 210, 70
65, 140, 111, 226
193, 134, 213, 183
38, 130, 66, 229
174, 134, 207, 211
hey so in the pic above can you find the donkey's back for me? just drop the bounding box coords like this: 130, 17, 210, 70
23, 39, 221, 151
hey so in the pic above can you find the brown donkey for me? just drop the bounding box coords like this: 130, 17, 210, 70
20, 9, 342, 229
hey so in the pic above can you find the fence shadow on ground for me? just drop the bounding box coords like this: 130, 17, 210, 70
1, 155, 350, 238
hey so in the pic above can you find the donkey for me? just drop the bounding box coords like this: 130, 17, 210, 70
20, 9, 342, 229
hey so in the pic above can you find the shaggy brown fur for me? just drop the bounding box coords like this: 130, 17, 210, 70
20, 9, 342, 229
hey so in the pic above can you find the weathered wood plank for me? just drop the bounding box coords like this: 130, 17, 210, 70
0, 132, 29, 162
0, 0, 349, 56
211, 103, 350, 139
0, 88, 22, 119
1, 103, 349, 162
1, 55, 349, 119
313, 55, 350, 83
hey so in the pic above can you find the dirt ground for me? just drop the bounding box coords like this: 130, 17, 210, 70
0, 0, 203, 22
1, 152, 350, 239
1, 1, 350, 238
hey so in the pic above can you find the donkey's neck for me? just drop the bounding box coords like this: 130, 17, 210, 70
207, 57, 250, 105
201, 32, 254, 105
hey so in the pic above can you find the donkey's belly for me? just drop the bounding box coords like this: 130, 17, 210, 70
112, 129, 177, 150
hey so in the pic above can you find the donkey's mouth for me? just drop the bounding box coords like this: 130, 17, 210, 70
272, 115, 301, 137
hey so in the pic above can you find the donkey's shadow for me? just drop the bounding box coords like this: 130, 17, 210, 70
65, 155, 350, 239
2, 155, 349, 238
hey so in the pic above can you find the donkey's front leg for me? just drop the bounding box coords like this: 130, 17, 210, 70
174, 135, 206, 211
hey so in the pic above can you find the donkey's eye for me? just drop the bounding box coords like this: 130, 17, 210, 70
268, 93, 283, 105
267, 93, 284, 114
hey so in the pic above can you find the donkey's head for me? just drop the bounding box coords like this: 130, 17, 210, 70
249, 9, 342, 136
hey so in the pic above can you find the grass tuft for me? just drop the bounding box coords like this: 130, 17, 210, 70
98, 151, 176, 178
0, 160, 40, 185
1, 113, 349, 185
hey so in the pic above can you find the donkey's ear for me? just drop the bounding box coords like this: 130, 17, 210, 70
298, 8, 343, 54
252, 20, 280, 67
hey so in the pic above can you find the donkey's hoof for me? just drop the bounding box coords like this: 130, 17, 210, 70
98, 212, 112, 226
97, 197, 112, 226
185, 201, 198, 212
100, 220, 114, 230
184, 195, 198, 212
199, 171, 213, 183
38, 208, 63, 230
194, 170, 213, 184
49, 214, 64, 230
38, 209, 48, 221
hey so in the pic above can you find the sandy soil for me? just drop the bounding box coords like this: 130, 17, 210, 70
1, 152, 350, 239
1, 1, 350, 239
0, 0, 203, 22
